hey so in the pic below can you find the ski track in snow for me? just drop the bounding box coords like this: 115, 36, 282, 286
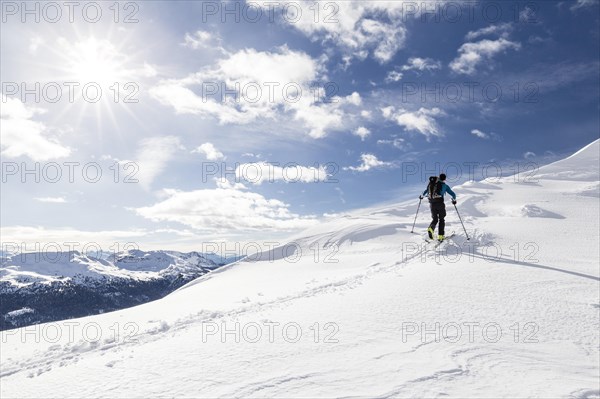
1, 237, 455, 380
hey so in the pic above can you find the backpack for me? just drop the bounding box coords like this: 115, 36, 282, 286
427, 176, 443, 201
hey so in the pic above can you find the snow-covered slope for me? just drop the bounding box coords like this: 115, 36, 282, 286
1, 141, 598, 398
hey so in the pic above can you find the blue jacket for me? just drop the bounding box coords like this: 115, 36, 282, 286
422, 182, 456, 200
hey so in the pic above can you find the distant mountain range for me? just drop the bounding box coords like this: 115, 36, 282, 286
0, 250, 240, 330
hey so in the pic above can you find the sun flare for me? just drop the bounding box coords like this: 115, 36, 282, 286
50, 35, 149, 131
65, 37, 126, 86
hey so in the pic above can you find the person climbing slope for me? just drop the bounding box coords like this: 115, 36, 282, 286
419, 173, 457, 242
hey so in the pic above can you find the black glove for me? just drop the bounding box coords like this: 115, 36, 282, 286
452, 199, 457, 205
419, 195, 423, 200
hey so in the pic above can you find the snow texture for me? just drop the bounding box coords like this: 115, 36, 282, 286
1, 140, 599, 398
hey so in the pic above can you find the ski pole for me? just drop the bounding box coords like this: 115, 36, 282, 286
453, 203, 470, 240
410, 197, 423, 234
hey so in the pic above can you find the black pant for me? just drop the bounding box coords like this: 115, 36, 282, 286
429, 201, 446, 236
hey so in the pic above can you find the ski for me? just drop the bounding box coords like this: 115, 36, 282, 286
423, 232, 455, 248
433, 232, 455, 248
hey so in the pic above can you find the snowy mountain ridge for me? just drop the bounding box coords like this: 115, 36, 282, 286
0, 250, 234, 329
1, 249, 229, 288
1, 140, 598, 398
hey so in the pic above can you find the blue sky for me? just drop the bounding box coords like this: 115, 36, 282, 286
1, 0, 599, 252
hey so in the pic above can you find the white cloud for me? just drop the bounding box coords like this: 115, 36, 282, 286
465, 23, 513, 41
151, 47, 358, 139
182, 30, 214, 49
215, 177, 247, 190
401, 57, 441, 72
381, 106, 395, 119
571, 0, 599, 10
295, 91, 362, 138
524, 151, 536, 159
211, 46, 320, 93
181, 30, 227, 55
361, 18, 406, 63
292, 99, 346, 139
519, 7, 536, 22
471, 129, 502, 141
256, 1, 410, 64
471, 129, 488, 139
341, 91, 362, 106
377, 138, 405, 149
193, 142, 225, 160
385, 71, 403, 83
34, 196, 67, 203
0, 94, 71, 161
344, 153, 394, 172
235, 162, 329, 185
353, 126, 371, 141
149, 83, 257, 124
382, 106, 445, 138
134, 185, 318, 231
450, 38, 521, 75
361, 110, 373, 119
135, 136, 183, 190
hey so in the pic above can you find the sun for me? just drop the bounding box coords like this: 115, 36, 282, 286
49, 34, 151, 133
65, 37, 127, 87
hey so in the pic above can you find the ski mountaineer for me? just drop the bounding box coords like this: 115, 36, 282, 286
419, 173, 457, 242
